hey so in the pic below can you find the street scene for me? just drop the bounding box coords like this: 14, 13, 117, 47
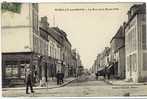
2, 74, 147, 97
1, 2, 147, 97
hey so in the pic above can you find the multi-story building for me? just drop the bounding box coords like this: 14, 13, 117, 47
39, 16, 62, 85
109, 25, 126, 79
71, 49, 83, 76
2, 3, 81, 87
48, 27, 62, 78
99, 47, 110, 68
2, 3, 41, 86
50, 27, 72, 77
63, 39, 72, 77
125, 3, 146, 82
38, 16, 49, 84
70, 49, 78, 77
91, 60, 97, 73
94, 54, 101, 73
39, 16, 75, 82
93, 47, 110, 73
91, 54, 101, 74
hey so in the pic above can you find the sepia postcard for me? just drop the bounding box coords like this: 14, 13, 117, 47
1, 1, 147, 98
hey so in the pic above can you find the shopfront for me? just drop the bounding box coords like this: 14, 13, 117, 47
2, 52, 41, 87
2, 53, 30, 87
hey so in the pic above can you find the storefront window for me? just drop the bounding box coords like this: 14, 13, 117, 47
12, 65, 18, 77
5, 63, 27, 79
20, 64, 25, 79
5, 65, 18, 78
5, 65, 12, 78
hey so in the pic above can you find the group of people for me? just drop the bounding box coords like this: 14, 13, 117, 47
25, 70, 65, 94
95, 69, 111, 80
56, 71, 64, 85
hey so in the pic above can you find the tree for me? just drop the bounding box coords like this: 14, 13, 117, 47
1, 2, 21, 13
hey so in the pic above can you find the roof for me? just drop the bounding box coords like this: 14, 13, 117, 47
125, 3, 146, 28
110, 26, 124, 43
51, 27, 72, 47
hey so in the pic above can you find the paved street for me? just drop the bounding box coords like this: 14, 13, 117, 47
2, 74, 147, 97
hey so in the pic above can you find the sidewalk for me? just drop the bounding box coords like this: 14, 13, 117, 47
2, 77, 77, 91
104, 79, 147, 86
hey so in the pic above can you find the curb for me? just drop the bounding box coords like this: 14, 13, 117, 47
104, 80, 147, 86
2, 78, 77, 91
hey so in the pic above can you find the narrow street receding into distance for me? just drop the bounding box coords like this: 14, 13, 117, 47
3, 74, 147, 97
1, 2, 147, 98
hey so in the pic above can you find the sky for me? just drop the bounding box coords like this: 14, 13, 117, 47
39, 2, 137, 69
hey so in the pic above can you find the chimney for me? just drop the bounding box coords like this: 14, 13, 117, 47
41, 16, 48, 23
40, 16, 49, 28
127, 10, 131, 20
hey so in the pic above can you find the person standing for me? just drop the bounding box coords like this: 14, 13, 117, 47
95, 72, 98, 80
56, 71, 60, 85
26, 71, 34, 94
61, 72, 64, 84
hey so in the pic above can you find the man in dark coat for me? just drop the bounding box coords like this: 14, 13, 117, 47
95, 72, 98, 80
26, 71, 34, 94
60, 72, 64, 84
56, 71, 60, 85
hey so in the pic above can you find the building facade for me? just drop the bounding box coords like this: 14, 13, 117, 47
92, 47, 110, 74
70, 49, 78, 77
1, 3, 79, 87
91, 54, 101, 74
110, 25, 126, 79
2, 3, 41, 86
125, 4, 147, 82
50, 27, 72, 77
39, 16, 62, 84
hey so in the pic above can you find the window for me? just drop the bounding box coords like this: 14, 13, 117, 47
48, 42, 50, 56
5, 65, 12, 78
126, 26, 137, 54
142, 24, 146, 49
32, 4, 38, 35
125, 34, 129, 54
127, 57, 130, 71
133, 54, 137, 72
5, 64, 18, 78
20, 65, 25, 78
132, 27, 137, 51
143, 53, 147, 70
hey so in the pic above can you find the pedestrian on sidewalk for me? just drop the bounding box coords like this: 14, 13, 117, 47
56, 71, 60, 85
107, 70, 111, 80
60, 72, 64, 84
26, 70, 34, 94
95, 72, 98, 80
